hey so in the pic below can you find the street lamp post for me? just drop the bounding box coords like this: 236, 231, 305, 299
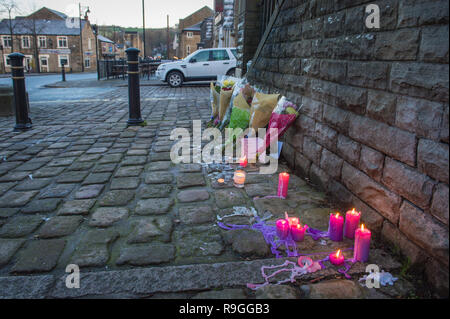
79, 3, 90, 73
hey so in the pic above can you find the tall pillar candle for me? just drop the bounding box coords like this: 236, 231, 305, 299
277, 172, 290, 198
344, 208, 361, 239
354, 224, 371, 262
328, 213, 344, 242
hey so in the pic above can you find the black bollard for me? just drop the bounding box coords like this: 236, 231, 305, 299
9, 53, 32, 131
61, 61, 66, 82
126, 48, 143, 126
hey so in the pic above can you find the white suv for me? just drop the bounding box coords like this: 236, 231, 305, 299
156, 48, 237, 88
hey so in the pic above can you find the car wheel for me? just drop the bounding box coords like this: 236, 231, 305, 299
226, 68, 236, 77
167, 71, 183, 88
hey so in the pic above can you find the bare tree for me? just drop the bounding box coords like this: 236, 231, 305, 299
0, 0, 19, 52
18, 16, 47, 73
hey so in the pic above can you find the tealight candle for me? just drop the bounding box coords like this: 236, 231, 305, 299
233, 170, 246, 188
239, 156, 248, 168
276, 219, 290, 240
329, 249, 345, 266
328, 212, 344, 242
354, 224, 371, 262
277, 172, 290, 198
291, 223, 308, 242
344, 208, 361, 239
217, 178, 225, 186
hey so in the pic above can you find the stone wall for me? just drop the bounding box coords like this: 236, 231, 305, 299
246, 0, 449, 297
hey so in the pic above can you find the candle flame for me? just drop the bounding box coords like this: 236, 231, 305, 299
352, 208, 356, 214
335, 212, 340, 218
336, 250, 341, 257
361, 224, 365, 231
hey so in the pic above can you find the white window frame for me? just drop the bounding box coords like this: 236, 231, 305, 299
84, 56, 91, 68
4, 55, 11, 66
2, 35, 12, 48
21, 36, 30, 49
186, 32, 193, 38
57, 36, 68, 48
58, 54, 70, 67
38, 36, 47, 48
39, 54, 49, 72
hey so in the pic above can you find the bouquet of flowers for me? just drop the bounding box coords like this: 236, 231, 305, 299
210, 82, 220, 123
257, 97, 301, 154
218, 79, 236, 124
249, 92, 280, 133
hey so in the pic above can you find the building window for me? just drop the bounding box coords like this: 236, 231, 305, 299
58, 55, 70, 67
38, 36, 47, 48
186, 32, 193, 38
186, 45, 191, 55
88, 38, 92, 50
2, 36, 12, 48
21, 36, 30, 49
4, 56, 11, 66
57, 36, 68, 48
84, 57, 90, 68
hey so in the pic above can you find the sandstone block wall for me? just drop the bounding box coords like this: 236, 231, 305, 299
247, 0, 449, 296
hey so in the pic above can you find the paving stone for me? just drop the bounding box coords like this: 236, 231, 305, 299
0, 239, 26, 266
138, 184, 173, 199
127, 149, 148, 156
147, 161, 172, 171
89, 207, 129, 227
214, 189, 248, 209
192, 289, 247, 299
56, 171, 89, 183
135, 198, 174, 215
0, 275, 56, 298
78, 154, 102, 162
0, 208, 18, 219
12, 239, 66, 273
47, 157, 76, 167
82, 173, 112, 185
145, 172, 173, 184
38, 216, 83, 238
115, 166, 144, 177
99, 190, 134, 207
177, 189, 210, 203
0, 191, 38, 208
86, 147, 108, 154
122, 156, 147, 166
178, 163, 203, 173
32, 167, 65, 178
177, 173, 206, 189
74, 184, 104, 200
110, 177, 140, 190
127, 216, 173, 243
256, 285, 301, 299
178, 206, 215, 225
150, 152, 171, 162
79, 229, 120, 245
71, 245, 110, 268
153, 145, 172, 153
175, 226, 224, 258
0, 182, 17, 196
245, 184, 275, 197
116, 243, 176, 266
301, 280, 364, 299
48, 142, 70, 149
222, 229, 271, 258
67, 162, 94, 172
58, 199, 96, 216
92, 163, 117, 173
39, 184, 75, 199
21, 198, 62, 214
253, 197, 300, 218
14, 179, 52, 191
14, 161, 47, 171
99, 154, 123, 164
0, 171, 32, 182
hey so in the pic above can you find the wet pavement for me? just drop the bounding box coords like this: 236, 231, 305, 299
0, 85, 420, 299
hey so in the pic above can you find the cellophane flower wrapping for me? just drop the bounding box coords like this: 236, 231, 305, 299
258, 97, 300, 154
219, 79, 244, 131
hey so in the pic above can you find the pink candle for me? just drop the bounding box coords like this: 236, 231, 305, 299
354, 224, 371, 262
291, 223, 308, 242
344, 208, 361, 239
329, 249, 345, 266
277, 172, 290, 198
328, 212, 344, 242
276, 219, 290, 240
239, 156, 248, 168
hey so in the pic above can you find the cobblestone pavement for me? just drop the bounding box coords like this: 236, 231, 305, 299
0, 86, 419, 299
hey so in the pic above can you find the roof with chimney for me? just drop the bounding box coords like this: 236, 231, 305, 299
0, 18, 87, 36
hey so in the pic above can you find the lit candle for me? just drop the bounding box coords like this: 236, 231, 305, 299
329, 249, 345, 266
233, 170, 246, 188
354, 224, 371, 263
291, 223, 308, 242
239, 156, 248, 168
328, 212, 344, 242
285, 212, 299, 228
277, 172, 290, 198
344, 208, 361, 239
276, 219, 290, 240
217, 178, 225, 186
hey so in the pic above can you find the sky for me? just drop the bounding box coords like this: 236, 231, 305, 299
1, 0, 214, 28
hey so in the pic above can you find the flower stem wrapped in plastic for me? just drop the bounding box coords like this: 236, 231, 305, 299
218, 79, 236, 124
209, 82, 220, 123
257, 97, 301, 155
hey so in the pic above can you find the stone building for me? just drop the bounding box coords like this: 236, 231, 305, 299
240, 0, 449, 297
213, 0, 236, 48
177, 6, 214, 58
0, 7, 97, 73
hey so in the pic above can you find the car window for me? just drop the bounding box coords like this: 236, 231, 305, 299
210, 50, 230, 61
190, 50, 210, 63
230, 49, 237, 58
